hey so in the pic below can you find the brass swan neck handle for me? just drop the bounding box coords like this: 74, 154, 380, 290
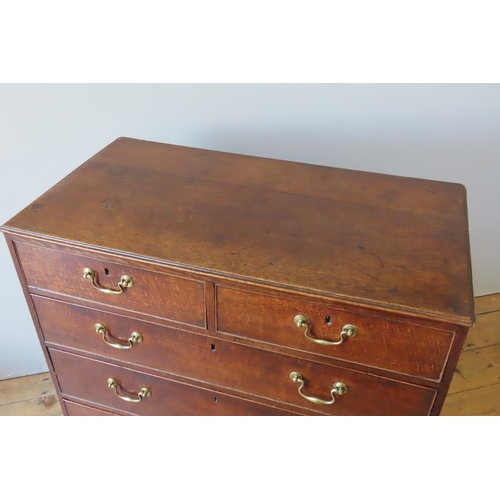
289, 372, 348, 405
294, 314, 358, 346
95, 323, 143, 350
107, 378, 151, 403
83, 267, 133, 294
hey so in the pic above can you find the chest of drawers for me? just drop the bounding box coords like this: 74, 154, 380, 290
1, 137, 474, 415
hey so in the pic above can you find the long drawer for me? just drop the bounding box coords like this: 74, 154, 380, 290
38, 298, 436, 415
50, 350, 299, 416
216, 286, 454, 380
63, 400, 117, 416
16, 242, 206, 327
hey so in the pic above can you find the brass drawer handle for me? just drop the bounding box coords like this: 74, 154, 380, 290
289, 372, 348, 405
83, 267, 134, 294
95, 323, 143, 350
107, 378, 151, 403
294, 314, 358, 346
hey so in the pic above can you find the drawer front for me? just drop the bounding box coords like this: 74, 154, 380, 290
16, 242, 206, 327
40, 299, 436, 415
50, 350, 299, 416
64, 400, 117, 416
216, 286, 454, 380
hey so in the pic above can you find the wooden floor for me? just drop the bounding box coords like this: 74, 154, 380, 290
440, 293, 500, 415
1, 293, 499, 416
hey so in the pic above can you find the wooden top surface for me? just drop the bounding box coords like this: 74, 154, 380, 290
2, 137, 474, 325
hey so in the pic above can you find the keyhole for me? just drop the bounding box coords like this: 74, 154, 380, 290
213, 397, 218, 403
325, 315, 332, 325
210, 343, 216, 351
104, 268, 110, 276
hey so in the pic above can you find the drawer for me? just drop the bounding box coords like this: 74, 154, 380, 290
63, 400, 117, 416
49, 349, 299, 416
16, 242, 206, 327
216, 286, 454, 380
40, 300, 436, 415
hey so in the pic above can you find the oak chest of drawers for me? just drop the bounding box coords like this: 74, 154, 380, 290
1, 137, 474, 415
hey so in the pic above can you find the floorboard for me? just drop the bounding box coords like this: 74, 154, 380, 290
448, 342, 500, 394
474, 293, 500, 315
0, 372, 56, 404
441, 382, 500, 416
0, 395, 62, 416
462, 311, 500, 351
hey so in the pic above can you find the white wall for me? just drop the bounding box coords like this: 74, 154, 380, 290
1, 84, 499, 379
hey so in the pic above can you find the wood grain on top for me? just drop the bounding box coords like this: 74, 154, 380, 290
1, 137, 474, 325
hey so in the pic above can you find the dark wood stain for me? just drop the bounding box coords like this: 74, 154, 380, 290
1, 137, 475, 415
3, 137, 474, 325
50, 349, 300, 416
63, 400, 118, 416
16, 241, 206, 328
33, 295, 434, 415
216, 286, 454, 380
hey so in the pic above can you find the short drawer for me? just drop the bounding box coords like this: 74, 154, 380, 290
216, 286, 454, 380
63, 400, 117, 416
50, 350, 298, 416
16, 242, 206, 327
